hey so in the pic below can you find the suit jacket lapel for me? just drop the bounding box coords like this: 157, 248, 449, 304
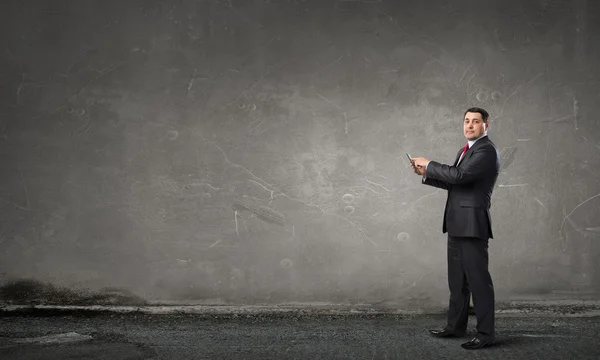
453, 149, 463, 167
455, 136, 489, 167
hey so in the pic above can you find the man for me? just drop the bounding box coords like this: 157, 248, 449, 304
410, 107, 500, 350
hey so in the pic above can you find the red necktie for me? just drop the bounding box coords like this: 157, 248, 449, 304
459, 143, 469, 163
462, 143, 470, 157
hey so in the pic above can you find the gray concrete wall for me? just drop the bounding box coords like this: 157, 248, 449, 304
0, 0, 599, 308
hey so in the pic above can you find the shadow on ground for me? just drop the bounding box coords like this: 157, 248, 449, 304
0, 279, 147, 306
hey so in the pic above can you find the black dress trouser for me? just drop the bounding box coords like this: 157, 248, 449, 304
446, 235, 495, 341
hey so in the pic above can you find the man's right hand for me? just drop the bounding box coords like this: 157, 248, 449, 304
411, 163, 425, 176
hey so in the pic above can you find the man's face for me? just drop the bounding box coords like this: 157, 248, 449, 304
463, 112, 488, 141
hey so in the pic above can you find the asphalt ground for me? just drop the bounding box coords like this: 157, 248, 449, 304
0, 310, 599, 360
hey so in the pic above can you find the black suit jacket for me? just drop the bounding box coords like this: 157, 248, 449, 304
422, 136, 500, 239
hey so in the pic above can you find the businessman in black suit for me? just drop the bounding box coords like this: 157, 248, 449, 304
410, 107, 500, 350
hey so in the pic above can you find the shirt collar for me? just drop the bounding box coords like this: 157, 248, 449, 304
468, 133, 487, 148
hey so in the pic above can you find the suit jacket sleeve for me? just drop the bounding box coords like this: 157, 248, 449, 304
421, 174, 451, 190
425, 147, 496, 185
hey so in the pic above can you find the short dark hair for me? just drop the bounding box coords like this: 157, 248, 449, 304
464, 107, 489, 123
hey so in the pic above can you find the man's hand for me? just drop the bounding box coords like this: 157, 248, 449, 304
412, 164, 426, 176
410, 161, 425, 176
412, 157, 430, 169
410, 157, 430, 176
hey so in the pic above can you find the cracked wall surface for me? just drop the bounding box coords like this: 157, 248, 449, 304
0, 0, 599, 308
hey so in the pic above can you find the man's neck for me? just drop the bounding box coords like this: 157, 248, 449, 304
468, 133, 487, 146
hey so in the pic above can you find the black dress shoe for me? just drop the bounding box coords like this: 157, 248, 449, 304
460, 337, 494, 350
429, 329, 465, 338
